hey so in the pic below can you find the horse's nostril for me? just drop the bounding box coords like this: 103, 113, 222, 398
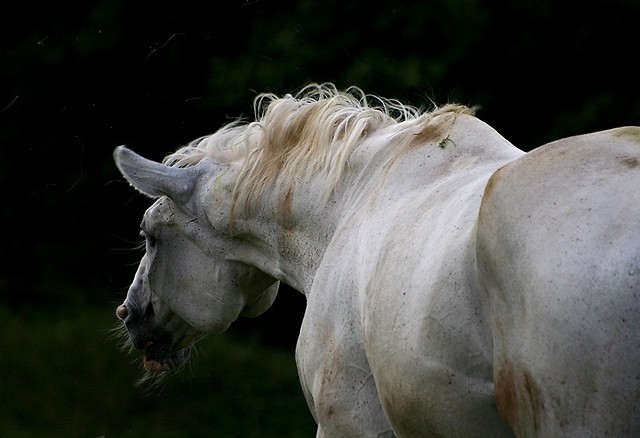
116, 304, 128, 320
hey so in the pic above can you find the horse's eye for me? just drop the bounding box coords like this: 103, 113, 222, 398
141, 230, 156, 248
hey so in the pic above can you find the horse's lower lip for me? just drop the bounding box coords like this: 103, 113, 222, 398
143, 344, 191, 372
143, 357, 171, 371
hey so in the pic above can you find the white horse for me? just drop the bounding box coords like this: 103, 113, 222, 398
114, 84, 640, 437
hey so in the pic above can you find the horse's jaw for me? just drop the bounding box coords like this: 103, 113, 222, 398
240, 281, 280, 317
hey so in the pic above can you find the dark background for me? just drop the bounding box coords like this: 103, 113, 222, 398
1, 0, 639, 435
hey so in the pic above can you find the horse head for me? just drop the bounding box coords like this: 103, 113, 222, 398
113, 146, 279, 371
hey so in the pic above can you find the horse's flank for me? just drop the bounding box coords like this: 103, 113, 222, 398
163, 83, 474, 214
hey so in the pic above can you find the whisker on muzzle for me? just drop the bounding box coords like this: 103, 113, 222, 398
105, 322, 135, 353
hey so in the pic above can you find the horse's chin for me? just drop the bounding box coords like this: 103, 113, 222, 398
143, 343, 192, 372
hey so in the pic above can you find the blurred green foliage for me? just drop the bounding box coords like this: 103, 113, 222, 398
0, 304, 315, 436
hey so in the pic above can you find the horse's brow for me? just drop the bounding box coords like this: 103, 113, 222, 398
140, 217, 149, 231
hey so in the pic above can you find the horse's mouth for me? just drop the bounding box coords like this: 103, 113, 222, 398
143, 341, 192, 372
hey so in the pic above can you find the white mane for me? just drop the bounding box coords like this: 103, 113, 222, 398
163, 83, 473, 208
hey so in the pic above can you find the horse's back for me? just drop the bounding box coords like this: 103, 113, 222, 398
477, 127, 640, 436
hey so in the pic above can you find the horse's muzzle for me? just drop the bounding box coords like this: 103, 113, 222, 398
115, 303, 192, 372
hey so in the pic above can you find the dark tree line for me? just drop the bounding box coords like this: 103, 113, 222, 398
2, 0, 638, 313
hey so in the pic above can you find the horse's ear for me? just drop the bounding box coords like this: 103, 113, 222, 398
113, 146, 198, 204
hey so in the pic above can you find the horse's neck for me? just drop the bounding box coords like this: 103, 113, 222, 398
224, 114, 523, 294
226, 178, 338, 293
